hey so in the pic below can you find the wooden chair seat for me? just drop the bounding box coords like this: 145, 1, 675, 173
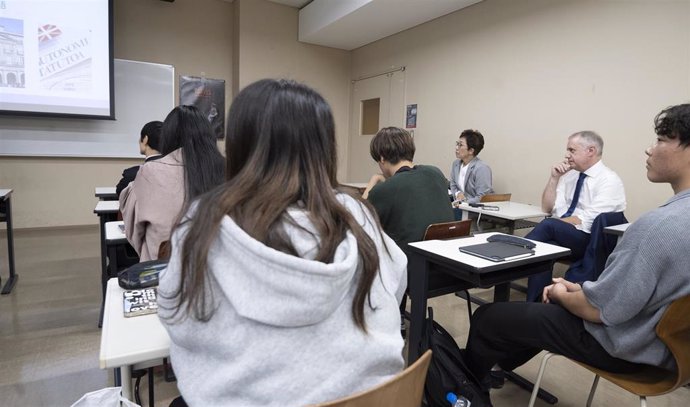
528, 294, 690, 407
312, 350, 432, 407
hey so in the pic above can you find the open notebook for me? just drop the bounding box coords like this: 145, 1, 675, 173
459, 241, 535, 262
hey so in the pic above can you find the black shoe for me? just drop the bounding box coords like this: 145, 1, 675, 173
489, 369, 505, 389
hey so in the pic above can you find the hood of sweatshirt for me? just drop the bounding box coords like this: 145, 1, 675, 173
206, 205, 362, 328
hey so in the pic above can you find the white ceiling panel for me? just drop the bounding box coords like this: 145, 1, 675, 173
299, 0, 483, 50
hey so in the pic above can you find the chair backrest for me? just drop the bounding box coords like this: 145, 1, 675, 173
656, 294, 690, 390
423, 220, 472, 241
313, 350, 432, 407
480, 193, 511, 203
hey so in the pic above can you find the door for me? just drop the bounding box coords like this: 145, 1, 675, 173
347, 70, 405, 182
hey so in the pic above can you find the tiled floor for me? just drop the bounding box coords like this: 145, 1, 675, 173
0, 226, 687, 406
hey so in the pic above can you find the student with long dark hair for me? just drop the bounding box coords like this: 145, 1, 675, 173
120, 105, 224, 261
158, 79, 407, 406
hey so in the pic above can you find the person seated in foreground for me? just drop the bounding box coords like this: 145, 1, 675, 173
463, 103, 690, 404
450, 129, 494, 204
157, 79, 408, 407
363, 126, 454, 251
119, 105, 224, 261
525, 130, 626, 301
115, 120, 163, 198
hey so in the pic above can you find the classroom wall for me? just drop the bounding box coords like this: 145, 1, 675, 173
0, 0, 353, 229
233, 0, 352, 178
350, 0, 690, 222
0, 0, 235, 228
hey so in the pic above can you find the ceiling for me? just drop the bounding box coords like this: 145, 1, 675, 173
265, 0, 483, 50
268, 0, 312, 7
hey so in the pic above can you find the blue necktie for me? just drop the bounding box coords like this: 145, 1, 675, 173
561, 172, 586, 218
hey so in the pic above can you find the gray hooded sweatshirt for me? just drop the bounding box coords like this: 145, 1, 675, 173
158, 194, 408, 407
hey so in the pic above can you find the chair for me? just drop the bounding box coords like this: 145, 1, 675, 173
527, 294, 690, 407
312, 350, 432, 407
480, 193, 512, 203
423, 220, 474, 321
400, 220, 473, 333
476, 193, 512, 232
423, 219, 472, 241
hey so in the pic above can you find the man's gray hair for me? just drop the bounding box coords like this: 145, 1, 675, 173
570, 130, 603, 156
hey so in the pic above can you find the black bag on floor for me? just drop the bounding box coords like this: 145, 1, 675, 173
420, 307, 491, 407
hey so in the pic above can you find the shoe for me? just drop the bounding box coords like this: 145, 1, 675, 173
489, 369, 505, 389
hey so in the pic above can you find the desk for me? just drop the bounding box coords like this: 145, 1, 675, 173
405, 232, 570, 363
100, 278, 169, 401
0, 189, 17, 294
105, 221, 129, 276
604, 222, 630, 243
94, 200, 120, 326
407, 233, 570, 404
95, 186, 118, 201
458, 201, 549, 234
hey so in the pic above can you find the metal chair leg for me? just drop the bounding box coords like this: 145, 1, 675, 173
586, 374, 600, 407
528, 352, 557, 407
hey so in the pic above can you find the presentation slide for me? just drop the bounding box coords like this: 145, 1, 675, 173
0, 0, 113, 118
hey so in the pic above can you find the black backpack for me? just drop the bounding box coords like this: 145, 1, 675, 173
420, 307, 491, 407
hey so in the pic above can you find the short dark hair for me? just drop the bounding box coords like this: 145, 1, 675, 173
369, 127, 415, 164
654, 104, 690, 147
459, 129, 485, 156
140, 121, 163, 150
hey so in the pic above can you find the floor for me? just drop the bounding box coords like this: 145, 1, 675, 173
0, 226, 687, 407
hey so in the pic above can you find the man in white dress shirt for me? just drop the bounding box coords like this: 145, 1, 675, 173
525, 131, 626, 301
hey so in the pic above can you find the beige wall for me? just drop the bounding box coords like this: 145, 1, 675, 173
3, 0, 687, 228
351, 0, 690, 222
234, 0, 351, 178
0, 0, 234, 228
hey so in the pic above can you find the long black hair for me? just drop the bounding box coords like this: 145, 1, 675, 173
171, 79, 381, 331
159, 105, 225, 202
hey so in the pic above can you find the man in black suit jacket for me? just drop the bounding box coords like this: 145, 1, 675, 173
115, 121, 163, 197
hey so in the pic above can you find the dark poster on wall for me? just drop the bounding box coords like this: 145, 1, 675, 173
406, 104, 417, 129
179, 76, 225, 139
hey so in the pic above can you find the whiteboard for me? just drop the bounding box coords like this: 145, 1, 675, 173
0, 59, 175, 158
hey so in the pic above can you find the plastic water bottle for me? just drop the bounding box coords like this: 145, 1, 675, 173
446, 391, 471, 407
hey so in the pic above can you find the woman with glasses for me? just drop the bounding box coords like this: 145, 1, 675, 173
450, 129, 494, 205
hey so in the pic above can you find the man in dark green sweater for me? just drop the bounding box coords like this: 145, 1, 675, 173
363, 127, 455, 252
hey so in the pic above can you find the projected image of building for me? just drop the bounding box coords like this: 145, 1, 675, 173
0, 17, 25, 88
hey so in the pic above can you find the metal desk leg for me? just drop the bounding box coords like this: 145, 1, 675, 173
407, 254, 429, 364
1, 196, 18, 295
98, 215, 108, 327
120, 366, 133, 401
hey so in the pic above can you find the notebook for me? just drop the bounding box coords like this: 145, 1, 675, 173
123, 287, 158, 317
458, 241, 535, 262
